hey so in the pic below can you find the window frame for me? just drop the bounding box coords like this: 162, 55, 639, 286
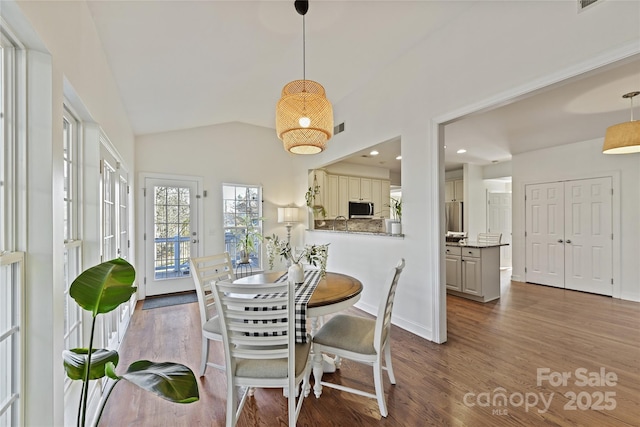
62, 104, 83, 383
0, 21, 24, 427
222, 183, 263, 269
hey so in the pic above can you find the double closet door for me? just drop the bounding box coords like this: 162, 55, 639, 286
525, 177, 612, 296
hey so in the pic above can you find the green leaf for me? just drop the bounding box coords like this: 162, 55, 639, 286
105, 361, 120, 381
69, 258, 137, 316
119, 360, 199, 403
63, 348, 119, 380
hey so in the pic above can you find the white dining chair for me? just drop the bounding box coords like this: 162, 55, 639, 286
190, 252, 234, 376
212, 279, 312, 427
311, 258, 405, 417
477, 232, 502, 245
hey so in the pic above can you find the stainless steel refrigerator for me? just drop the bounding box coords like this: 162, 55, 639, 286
445, 202, 463, 232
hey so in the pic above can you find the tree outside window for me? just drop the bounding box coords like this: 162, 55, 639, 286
222, 184, 262, 269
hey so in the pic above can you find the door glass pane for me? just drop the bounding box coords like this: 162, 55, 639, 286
154, 185, 191, 280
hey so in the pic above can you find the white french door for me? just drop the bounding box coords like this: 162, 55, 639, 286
525, 177, 613, 296
487, 192, 512, 268
144, 177, 201, 296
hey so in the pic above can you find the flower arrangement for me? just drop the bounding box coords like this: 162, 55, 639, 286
264, 234, 329, 276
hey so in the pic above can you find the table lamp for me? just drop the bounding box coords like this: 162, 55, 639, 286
278, 206, 300, 245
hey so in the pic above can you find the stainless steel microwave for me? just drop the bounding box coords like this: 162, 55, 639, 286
349, 201, 374, 218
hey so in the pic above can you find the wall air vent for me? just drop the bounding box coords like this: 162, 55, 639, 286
579, 0, 600, 10
334, 122, 345, 136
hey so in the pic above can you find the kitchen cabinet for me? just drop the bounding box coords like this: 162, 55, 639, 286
445, 246, 462, 291
446, 244, 500, 302
326, 174, 348, 219
371, 179, 391, 218
317, 170, 390, 219
326, 174, 339, 219
349, 177, 371, 201
445, 179, 464, 202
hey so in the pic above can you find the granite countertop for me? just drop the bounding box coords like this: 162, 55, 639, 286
309, 218, 403, 238
307, 228, 404, 238
446, 241, 509, 248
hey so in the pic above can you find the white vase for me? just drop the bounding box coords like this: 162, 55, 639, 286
385, 218, 394, 234
288, 262, 304, 284
391, 221, 402, 235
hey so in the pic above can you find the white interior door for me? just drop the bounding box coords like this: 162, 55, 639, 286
525, 182, 565, 288
144, 177, 200, 296
525, 178, 613, 296
564, 177, 612, 296
487, 192, 512, 268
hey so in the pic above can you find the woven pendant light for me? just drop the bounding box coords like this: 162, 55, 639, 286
603, 91, 640, 154
276, 0, 333, 154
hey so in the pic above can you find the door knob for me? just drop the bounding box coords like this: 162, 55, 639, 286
557, 239, 563, 243
566, 239, 572, 244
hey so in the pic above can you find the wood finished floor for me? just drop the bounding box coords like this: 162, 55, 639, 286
98, 273, 640, 426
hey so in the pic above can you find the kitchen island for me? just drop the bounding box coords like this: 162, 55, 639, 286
445, 242, 508, 303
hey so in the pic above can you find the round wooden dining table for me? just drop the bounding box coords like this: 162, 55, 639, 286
233, 270, 363, 319
234, 270, 363, 382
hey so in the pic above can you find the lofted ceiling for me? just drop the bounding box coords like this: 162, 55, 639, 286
86, 1, 640, 176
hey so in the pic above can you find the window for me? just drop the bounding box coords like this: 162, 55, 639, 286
100, 140, 131, 350
222, 184, 263, 269
0, 26, 22, 427
1, 28, 16, 252
62, 106, 83, 362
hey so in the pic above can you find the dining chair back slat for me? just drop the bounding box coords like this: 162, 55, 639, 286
212, 279, 312, 427
478, 232, 502, 245
312, 258, 405, 418
190, 252, 234, 376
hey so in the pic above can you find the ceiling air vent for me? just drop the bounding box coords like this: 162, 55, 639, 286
334, 122, 345, 136
579, 0, 600, 10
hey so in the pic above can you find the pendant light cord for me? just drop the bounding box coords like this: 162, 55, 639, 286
302, 14, 306, 82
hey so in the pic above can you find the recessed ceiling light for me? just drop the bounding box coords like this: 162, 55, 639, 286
457, 149, 467, 154
370, 150, 379, 156
396, 155, 402, 160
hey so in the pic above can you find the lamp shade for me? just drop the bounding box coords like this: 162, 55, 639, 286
276, 80, 333, 154
278, 207, 300, 224
602, 120, 640, 154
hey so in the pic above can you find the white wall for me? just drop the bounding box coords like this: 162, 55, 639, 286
135, 122, 303, 276
288, 0, 640, 342
323, 162, 391, 180
511, 138, 640, 301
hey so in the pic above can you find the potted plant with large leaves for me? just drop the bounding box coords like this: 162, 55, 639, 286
63, 258, 199, 427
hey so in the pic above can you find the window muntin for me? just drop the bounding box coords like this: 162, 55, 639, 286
222, 184, 263, 269
62, 106, 83, 377
0, 27, 21, 427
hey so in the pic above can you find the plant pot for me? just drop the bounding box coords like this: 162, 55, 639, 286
240, 251, 249, 264
391, 222, 402, 235
385, 219, 394, 234
288, 262, 304, 284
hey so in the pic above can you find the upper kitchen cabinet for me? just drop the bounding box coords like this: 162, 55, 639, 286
326, 174, 349, 219
314, 170, 391, 219
445, 179, 464, 202
349, 177, 372, 201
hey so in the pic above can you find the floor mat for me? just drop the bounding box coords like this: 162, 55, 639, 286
142, 292, 198, 310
